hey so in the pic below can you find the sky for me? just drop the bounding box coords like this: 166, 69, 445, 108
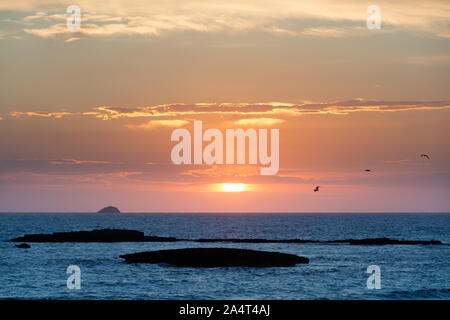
0, 0, 449, 212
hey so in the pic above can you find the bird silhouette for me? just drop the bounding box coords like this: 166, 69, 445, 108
313, 186, 320, 192
420, 154, 430, 159
364, 169, 371, 172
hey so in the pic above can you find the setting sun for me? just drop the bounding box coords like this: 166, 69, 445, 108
222, 183, 245, 192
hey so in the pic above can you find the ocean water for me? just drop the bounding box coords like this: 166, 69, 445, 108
0, 212, 449, 300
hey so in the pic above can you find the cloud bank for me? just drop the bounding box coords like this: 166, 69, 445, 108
6, 100, 450, 122
1, 0, 449, 40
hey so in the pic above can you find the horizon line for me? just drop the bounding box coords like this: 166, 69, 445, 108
1, 211, 449, 214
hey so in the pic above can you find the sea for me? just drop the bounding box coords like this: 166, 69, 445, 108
0, 212, 449, 300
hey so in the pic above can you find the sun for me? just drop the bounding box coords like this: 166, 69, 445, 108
222, 183, 245, 192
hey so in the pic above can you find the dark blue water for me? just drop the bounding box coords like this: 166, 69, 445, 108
0, 213, 449, 299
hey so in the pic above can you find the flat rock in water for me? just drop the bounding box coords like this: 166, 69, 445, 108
9, 229, 178, 243
120, 248, 309, 267
10, 230, 442, 246
15, 243, 31, 249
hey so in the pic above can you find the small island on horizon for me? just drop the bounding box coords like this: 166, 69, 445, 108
97, 206, 120, 213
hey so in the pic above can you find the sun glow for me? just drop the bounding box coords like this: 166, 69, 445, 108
222, 183, 245, 192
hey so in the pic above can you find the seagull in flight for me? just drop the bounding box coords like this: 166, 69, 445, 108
313, 186, 320, 192
420, 154, 430, 159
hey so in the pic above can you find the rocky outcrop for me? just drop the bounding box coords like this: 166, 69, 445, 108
196, 237, 443, 245
9, 229, 444, 245
97, 206, 120, 213
15, 243, 31, 249
9, 229, 178, 243
120, 248, 309, 267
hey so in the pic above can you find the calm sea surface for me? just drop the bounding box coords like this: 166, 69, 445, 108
0, 212, 449, 299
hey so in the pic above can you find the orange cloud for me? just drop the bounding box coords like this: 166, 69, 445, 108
86, 100, 450, 120
125, 119, 189, 130
234, 118, 285, 126
7, 100, 450, 123
48, 159, 113, 165
300, 26, 366, 38
65, 37, 80, 42
9, 111, 73, 118
181, 165, 260, 179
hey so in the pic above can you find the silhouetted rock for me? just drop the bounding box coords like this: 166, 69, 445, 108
97, 206, 120, 213
120, 248, 309, 267
15, 243, 31, 249
9, 229, 178, 243
196, 238, 443, 245
9, 230, 444, 246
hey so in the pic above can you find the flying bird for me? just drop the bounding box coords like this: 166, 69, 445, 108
313, 186, 320, 192
364, 169, 371, 172
420, 154, 430, 159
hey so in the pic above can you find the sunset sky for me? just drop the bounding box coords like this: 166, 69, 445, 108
0, 0, 449, 212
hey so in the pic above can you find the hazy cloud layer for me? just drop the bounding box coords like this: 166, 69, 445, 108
1, 0, 450, 41
1, 158, 447, 194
